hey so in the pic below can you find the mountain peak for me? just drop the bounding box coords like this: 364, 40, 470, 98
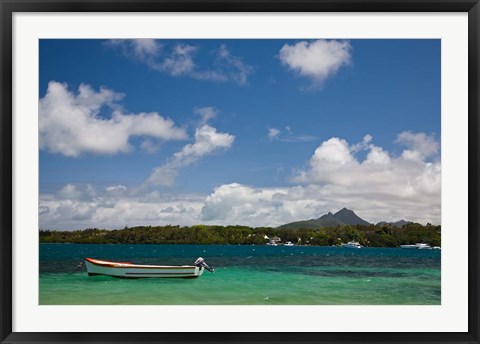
332, 208, 370, 226
335, 207, 353, 215
277, 207, 370, 230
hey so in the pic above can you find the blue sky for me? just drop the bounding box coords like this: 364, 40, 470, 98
39, 39, 441, 229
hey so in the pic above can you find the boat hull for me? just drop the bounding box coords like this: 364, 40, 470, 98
400, 245, 418, 249
85, 258, 204, 278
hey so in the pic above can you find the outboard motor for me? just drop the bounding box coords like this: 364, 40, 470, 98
194, 257, 214, 273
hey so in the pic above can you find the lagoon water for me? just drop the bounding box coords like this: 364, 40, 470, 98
39, 243, 440, 305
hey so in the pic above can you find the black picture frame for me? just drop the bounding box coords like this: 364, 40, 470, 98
1, 1, 479, 343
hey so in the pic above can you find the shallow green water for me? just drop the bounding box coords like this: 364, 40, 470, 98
39, 244, 441, 305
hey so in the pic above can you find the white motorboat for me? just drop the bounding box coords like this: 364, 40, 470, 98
85, 257, 214, 278
416, 243, 432, 250
400, 243, 432, 250
284, 241, 295, 246
341, 241, 362, 249
400, 244, 417, 249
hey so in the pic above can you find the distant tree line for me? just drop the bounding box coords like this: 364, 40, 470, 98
39, 223, 441, 247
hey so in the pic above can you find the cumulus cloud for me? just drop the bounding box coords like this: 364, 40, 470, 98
279, 39, 352, 88
396, 131, 439, 161
290, 133, 440, 222
293, 133, 440, 188
201, 183, 290, 225
39, 81, 187, 157
146, 124, 235, 187
107, 40, 253, 85
200, 132, 440, 226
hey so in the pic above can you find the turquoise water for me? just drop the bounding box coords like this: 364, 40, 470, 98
39, 244, 441, 305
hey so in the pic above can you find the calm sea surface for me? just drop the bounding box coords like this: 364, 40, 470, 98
39, 243, 441, 305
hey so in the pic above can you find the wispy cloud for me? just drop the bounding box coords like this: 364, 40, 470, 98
267, 126, 316, 143
105, 39, 162, 64
213, 44, 253, 85
279, 39, 352, 89
145, 124, 235, 187
268, 128, 281, 141
39, 81, 187, 157
153, 44, 197, 76
107, 40, 253, 85
194, 106, 218, 125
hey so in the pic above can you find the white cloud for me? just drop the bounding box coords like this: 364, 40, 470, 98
279, 39, 352, 87
57, 184, 97, 200
199, 133, 440, 227
57, 184, 83, 199
146, 124, 235, 187
105, 185, 128, 196
212, 44, 253, 85
268, 128, 281, 141
267, 126, 316, 142
194, 106, 218, 125
154, 44, 197, 76
351, 134, 373, 152
291, 133, 440, 222
396, 131, 439, 160
39, 81, 187, 157
107, 40, 253, 85
105, 39, 162, 63
201, 183, 292, 225
140, 139, 161, 153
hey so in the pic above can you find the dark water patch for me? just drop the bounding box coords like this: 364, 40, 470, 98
40, 244, 441, 273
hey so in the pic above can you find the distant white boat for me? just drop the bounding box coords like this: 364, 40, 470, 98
284, 241, 295, 246
416, 243, 432, 250
400, 244, 417, 249
341, 241, 362, 249
400, 243, 432, 250
85, 257, 214, 278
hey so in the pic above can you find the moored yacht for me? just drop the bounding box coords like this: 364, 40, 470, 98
341, 241, 362, 249
400, 243, 432, 250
